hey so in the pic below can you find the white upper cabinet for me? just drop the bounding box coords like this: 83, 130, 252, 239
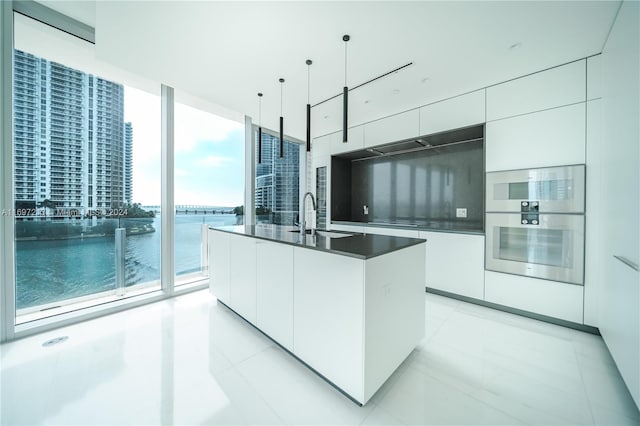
364, 109, 420, 148
587, 55, 602, 100
312, 132, 334, 158
486, 60, 586, 121
486, 102, 586, 172
419, 90, 486, 135
331, 125, 364, 155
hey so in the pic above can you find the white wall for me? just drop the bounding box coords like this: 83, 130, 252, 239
598, 0, 640, 408
0, 0, 15, 342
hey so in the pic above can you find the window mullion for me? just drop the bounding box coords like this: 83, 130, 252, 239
161, 84, 175, 295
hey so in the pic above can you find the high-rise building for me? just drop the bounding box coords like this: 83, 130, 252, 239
13, 49, 131, 213
124, 122, 133, 205
255, 132, 299, 224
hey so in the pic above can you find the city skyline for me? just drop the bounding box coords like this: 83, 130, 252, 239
255, 132, 300, 224
14, 47, 304, 212
13, 49, 132, 212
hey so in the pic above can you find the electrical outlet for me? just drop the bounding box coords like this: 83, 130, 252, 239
456, 208, 467, 218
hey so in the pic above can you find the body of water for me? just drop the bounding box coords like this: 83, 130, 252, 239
15, 213, 240, 310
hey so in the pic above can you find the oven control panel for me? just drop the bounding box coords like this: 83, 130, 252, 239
521, 201, 539, 224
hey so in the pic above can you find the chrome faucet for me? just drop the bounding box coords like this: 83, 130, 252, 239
300, 192, 317, 236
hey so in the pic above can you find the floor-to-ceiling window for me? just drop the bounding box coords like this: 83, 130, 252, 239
12, 12, 162, 324
174, 97, 244, 286
1, 4, 248, 340
254, 128, 301, 225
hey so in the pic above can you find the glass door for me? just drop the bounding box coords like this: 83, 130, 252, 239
486, 213, 585, 284
486, 165, 585, 213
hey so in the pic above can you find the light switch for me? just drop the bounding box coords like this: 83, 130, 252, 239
456, 208, 467, 218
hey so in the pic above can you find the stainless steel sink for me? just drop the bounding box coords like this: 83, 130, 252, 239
288, 229, 352, 238
315, 230, 352, 238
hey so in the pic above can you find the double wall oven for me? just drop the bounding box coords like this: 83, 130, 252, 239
485, 165, 586, 285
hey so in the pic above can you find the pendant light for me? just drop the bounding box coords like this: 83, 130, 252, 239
342, 34, 350, 143
279, 78, 284, 158
257, 93, 263, 164
306, 59, 312, 152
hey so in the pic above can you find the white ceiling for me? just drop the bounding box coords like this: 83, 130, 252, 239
39, 1, 620, 140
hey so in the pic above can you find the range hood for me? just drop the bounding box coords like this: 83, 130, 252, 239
336, 123, 484, 161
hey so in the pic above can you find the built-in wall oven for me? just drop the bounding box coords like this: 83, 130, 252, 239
485, 165, 585, 285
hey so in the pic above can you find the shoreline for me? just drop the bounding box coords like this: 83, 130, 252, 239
16, 228, 156, 242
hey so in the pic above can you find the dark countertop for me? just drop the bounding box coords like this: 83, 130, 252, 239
332, 219, 484, 235
209, 224, 426, 260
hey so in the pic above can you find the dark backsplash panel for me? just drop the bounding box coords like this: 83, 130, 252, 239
332, 139, 484, 231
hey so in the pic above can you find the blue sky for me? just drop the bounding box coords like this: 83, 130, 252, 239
124, 87, 245, 207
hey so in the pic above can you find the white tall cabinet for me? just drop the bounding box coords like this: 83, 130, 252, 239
598, 1, 639, 408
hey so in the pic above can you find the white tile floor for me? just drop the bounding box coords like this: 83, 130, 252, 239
1, 290, 638, 425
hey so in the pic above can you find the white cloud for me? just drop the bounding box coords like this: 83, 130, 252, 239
198, 156, 230, 168
174, 102, 243, 152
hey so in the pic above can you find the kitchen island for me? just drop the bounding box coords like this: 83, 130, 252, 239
208, 224, 426, 405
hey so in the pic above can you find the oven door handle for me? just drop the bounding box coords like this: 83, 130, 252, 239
613, 255, 639, 272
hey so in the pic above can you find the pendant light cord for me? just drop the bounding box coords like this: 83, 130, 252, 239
344, 39, 348, 86
307, 64, 311, 104
280, 81, 283, 115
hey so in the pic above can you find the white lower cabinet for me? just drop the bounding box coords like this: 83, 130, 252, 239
229, 234, 257, 324
418, 231, 485, 300
256, 241, 294, 351
209, 230, 231, 304
484, 271, 584, 323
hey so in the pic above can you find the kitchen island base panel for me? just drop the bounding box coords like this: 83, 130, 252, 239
215, 299, 365, 407
293, 248, 365, 401
293, 243, 426, 404
209, 226, 426, 405
364, 243, 426, 400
